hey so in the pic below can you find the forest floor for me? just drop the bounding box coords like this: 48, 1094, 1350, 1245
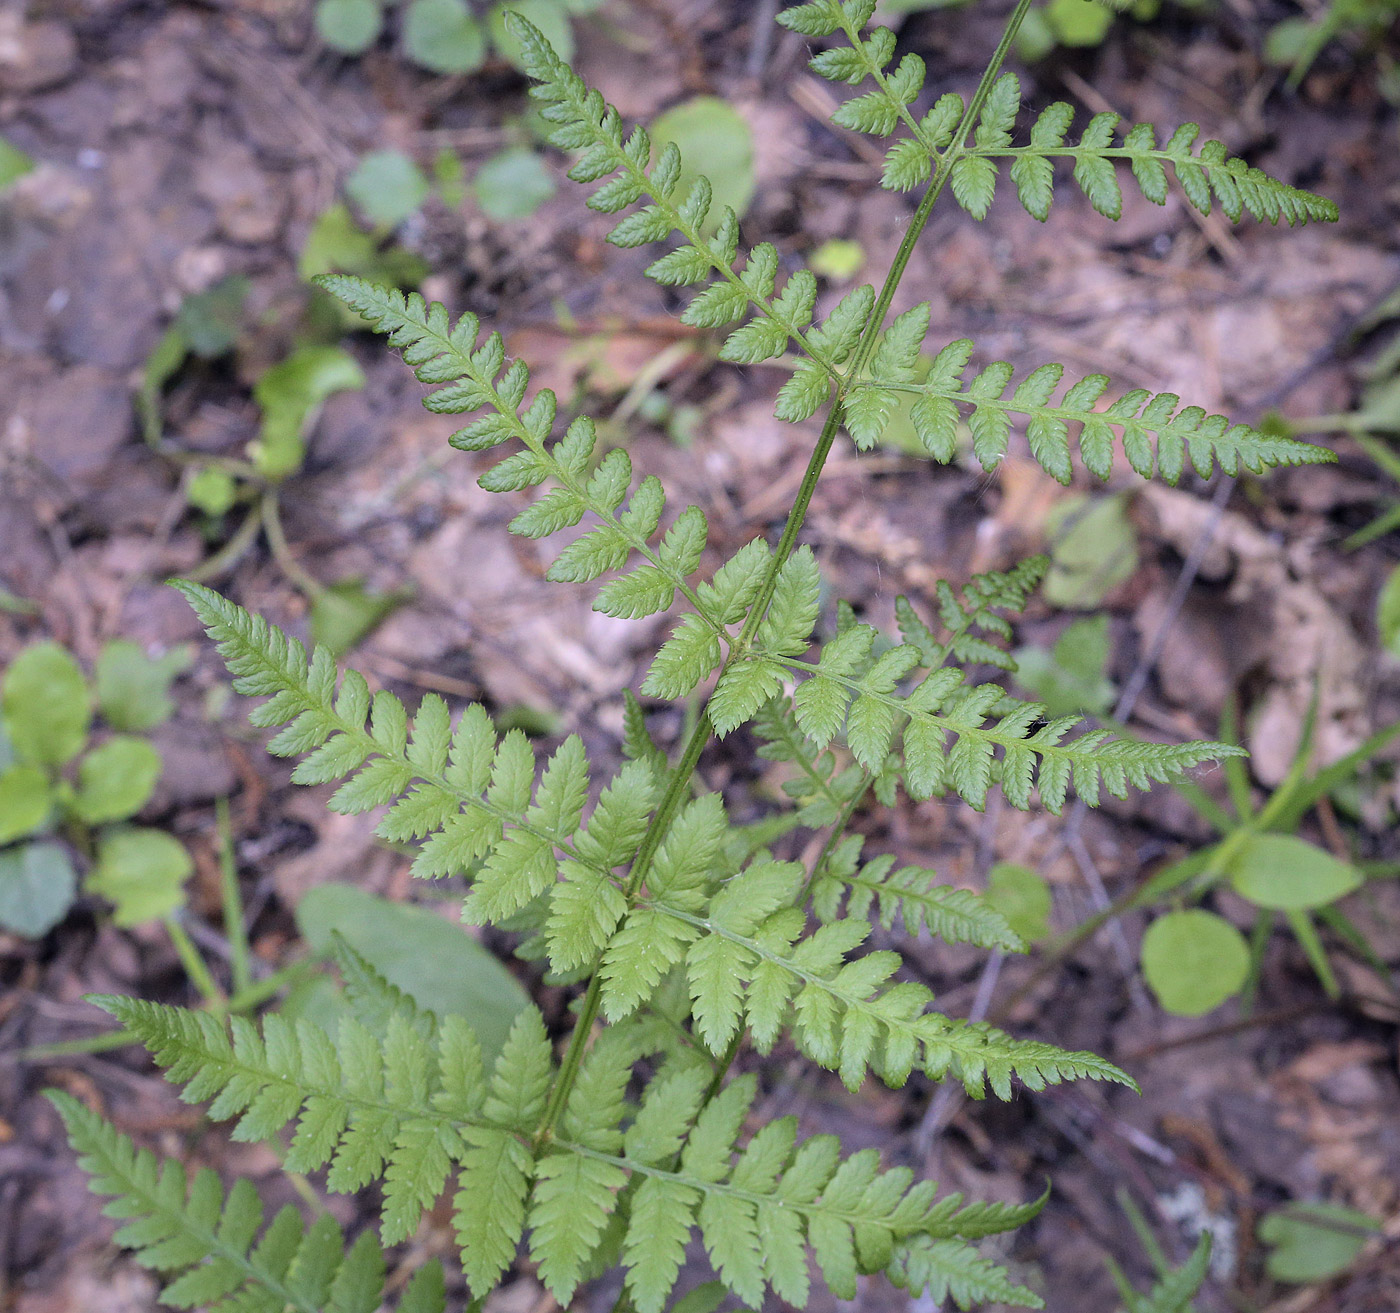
2, 1, 1400, 1310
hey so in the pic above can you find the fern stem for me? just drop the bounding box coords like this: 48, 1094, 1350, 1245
216, 795, 254, 998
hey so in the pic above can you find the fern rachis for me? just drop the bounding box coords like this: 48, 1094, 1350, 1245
55, 2, 1336, 1309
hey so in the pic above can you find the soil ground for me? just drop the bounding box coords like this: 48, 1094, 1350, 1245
2, 1, 1399, 1310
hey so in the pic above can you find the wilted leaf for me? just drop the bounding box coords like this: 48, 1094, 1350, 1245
1141, 909, 1249, 1016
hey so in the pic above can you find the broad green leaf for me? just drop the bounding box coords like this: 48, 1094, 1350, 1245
0, 841, 77, 937
490, 0, 574, 69
1226, 832, 1362, 910
310, 579, 411, 655
86, 827, 192, 927
2, 642, 91, 768
298, 203, 429, 290
650, 97, 756, 234
250, 345, 365, 482
1258, 1202, 1380, 1283
1041, 494, 1138, 609
316, 0, 383, 52
0, 765, 51, 844
95, 640, 192, 732
1141, 909, 1249, 1016
402, 0, 487, 74
985, 862, 1052, 943
346, 150, 431, 230
1046, 0, 1115, 46
73, 737, 163, 825
474, 147, 556, 221
295, 884, 529, 1060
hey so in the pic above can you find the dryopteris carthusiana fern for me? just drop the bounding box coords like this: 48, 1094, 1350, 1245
55, 1, 1335, 1309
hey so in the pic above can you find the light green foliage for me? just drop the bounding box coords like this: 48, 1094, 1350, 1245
1042, 494, 1138, 607
1106, 1231, 1211, 1313
346, 149, 431, 229
0, 639, 188, 935
1014, 614, 1117, 716
649, 97, 756, 233
0, 135, 35, 190
985, 862, 1053, 943
63, 4, 1344, 1308
1138, 705, 1395, 1012
474, 145, 556, 220
1140, 909, 1249, 1016
250, 345, 365, 482
1257, 1201, 1380, 1283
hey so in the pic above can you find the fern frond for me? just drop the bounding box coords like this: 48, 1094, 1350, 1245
752, 697, 867, 828
890, 1234, 1043, 1309
503, 16, 869, 393
774, 612, 1243, 811
175, 582, 668, 968
895, 555, 1048, 673
633, 858, 1134, 1095
50, 1090, 446, 1313
1125, 1234, 1211, 1313
92, 992, 1061, 1311
317, 277, 729, 632
955, 78, 1339, 227
812, 837, 1024, 951
849, 330, 1333, 481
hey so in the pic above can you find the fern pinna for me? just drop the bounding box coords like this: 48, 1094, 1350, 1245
57, 2, 1335, 1309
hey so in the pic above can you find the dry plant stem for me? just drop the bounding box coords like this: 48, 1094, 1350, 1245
537, 0, 1039, 1146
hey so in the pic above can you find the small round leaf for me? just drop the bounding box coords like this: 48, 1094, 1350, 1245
86, 827, 192, 927
316, 0, 384, 53
0, 765, 52, 844
0, 841, 77, 937
345, 149, 431, 230
986, 862, 1052, 943
403, 0, 487, 73
473, 146, 556, 221
73, 736, 163, 826
2, 641, 91, 767
1141, 909, 1249, 1016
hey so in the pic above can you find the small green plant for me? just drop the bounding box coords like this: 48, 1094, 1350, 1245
1103, 1193, 1212, 1313
1139, 699, 1400, 1015
1256, 1200, 1382, 1284
1265, 0, 1400, 92
0, 639, 192, 937
54, 3, 1339, 1309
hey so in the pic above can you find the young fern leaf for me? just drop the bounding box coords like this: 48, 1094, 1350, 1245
49, 1091, 447, 1313
174, 581, 660, 974
640, 856, 1134, 1095
782, 624, 1242, 811
812, 836, 1025, 951
849, 328, 1333, 480
753, 696, 869, 828
316, 276, 726, 634
896, 555, 1049, 672
956, 76, 1340, 227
